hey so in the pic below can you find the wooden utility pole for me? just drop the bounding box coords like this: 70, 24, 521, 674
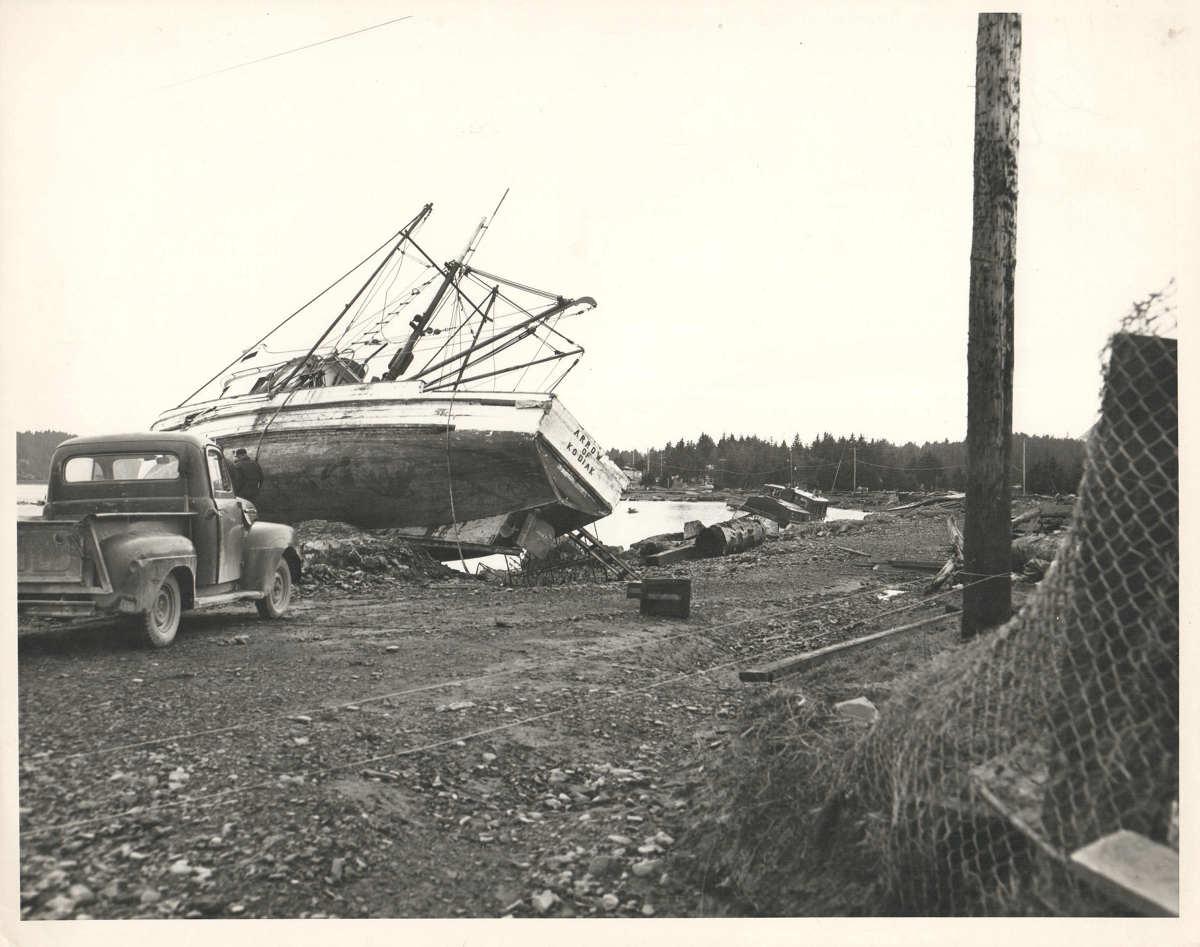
962, 13, 1020, 641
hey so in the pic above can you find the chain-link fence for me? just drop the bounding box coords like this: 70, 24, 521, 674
822, 329, 1178, 914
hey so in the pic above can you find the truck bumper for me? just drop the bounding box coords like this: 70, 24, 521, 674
19, 601, 101, 619
18, 591, 135, 619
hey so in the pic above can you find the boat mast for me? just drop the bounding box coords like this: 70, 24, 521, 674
382, 217, 487, 381
273, 203, 433, 393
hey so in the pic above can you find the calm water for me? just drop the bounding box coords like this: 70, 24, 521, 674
15, 482, 46, 517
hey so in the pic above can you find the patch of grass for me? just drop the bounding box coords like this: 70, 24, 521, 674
684, 623, 963, 916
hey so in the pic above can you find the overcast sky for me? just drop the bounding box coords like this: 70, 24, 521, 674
1, 0, 1195, 457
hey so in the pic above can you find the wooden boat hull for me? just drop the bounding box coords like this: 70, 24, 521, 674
741, 495, 818, 525
153, 384, 627, 557
740, 485, 830, 525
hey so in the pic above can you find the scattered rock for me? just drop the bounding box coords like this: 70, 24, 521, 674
36, 868, 69, 892
835, 696, 879, 724
586, 855, 623, 880
41, 894, 76, 919
601, 893, 620, 911
631, 859, 662, 877
530, 889, 560, 914
437, 701, 476, 713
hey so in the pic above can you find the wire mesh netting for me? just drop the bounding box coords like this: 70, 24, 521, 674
691, 321, 1179, 917
826, 329, 1179, 914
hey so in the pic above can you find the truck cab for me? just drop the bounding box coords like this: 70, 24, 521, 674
17, 432, 302, 647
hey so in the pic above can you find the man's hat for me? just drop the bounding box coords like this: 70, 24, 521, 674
235, 448, 248, 456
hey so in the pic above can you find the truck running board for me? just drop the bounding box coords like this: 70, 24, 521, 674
193, 590, 265, 608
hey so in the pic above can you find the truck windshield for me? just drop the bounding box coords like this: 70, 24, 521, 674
64, 453, 181, 482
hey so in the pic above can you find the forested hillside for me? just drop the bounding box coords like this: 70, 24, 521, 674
16, 431, 75, 481
609, 431, 1086, 495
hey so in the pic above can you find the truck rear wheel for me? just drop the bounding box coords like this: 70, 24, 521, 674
256, 561, 292, 619
141, 574, 181, 647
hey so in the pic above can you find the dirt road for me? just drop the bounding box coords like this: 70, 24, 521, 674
18, 503, 1030, 919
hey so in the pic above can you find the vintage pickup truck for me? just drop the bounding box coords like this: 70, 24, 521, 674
17, 432, 303, 647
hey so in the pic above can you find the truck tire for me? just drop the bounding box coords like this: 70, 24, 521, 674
141, 574, 181, 648
256, 560, 292, 619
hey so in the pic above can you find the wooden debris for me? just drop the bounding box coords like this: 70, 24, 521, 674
1011, 507, 1043, 525
627, 577, 691, 619
884, 494, 965, 512
641, 544, 698, 567
1011, 534, 1065, 571
886, 560, 946, 572
739, 613, 956, 683
1070, 830, 1178, 917
927, 515, 966, 593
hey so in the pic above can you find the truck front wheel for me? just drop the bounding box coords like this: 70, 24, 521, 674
140, 574, 181, 647
256, 561, 292, 619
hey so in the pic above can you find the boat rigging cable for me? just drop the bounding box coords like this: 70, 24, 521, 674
276, 204, 434, 392
245, 206, 434, 459
172, 226, 416, 409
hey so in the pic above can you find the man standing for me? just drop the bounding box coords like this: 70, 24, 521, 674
232, 448, 264, 502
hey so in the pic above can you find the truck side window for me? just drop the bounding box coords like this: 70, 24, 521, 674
206, 449, 234, 497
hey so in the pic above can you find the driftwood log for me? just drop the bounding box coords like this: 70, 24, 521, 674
927, 516, 966, 593
1011, 534, 1066, 571
924, 513, 1067, 593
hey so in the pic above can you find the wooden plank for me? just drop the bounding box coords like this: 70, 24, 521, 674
887, 559, 946, 572
884, 495, 964, 512
642, 544, 698, 566
739, 613, 955, 683
1070, 830, 1178, 917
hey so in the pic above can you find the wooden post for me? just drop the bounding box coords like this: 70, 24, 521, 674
963, 13, 1020, 641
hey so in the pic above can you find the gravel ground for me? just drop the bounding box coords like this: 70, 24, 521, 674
16, 498, 1063, 922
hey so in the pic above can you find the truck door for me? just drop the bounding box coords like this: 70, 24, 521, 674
205, 448, 246, 585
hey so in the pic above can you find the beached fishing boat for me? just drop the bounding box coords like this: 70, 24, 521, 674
152, 202, 627, 559
739, 484, 829, 525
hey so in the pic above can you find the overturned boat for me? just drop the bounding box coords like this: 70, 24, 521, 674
153, 203, 627, 559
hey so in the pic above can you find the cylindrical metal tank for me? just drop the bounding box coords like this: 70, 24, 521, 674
695, 517, 767, 557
